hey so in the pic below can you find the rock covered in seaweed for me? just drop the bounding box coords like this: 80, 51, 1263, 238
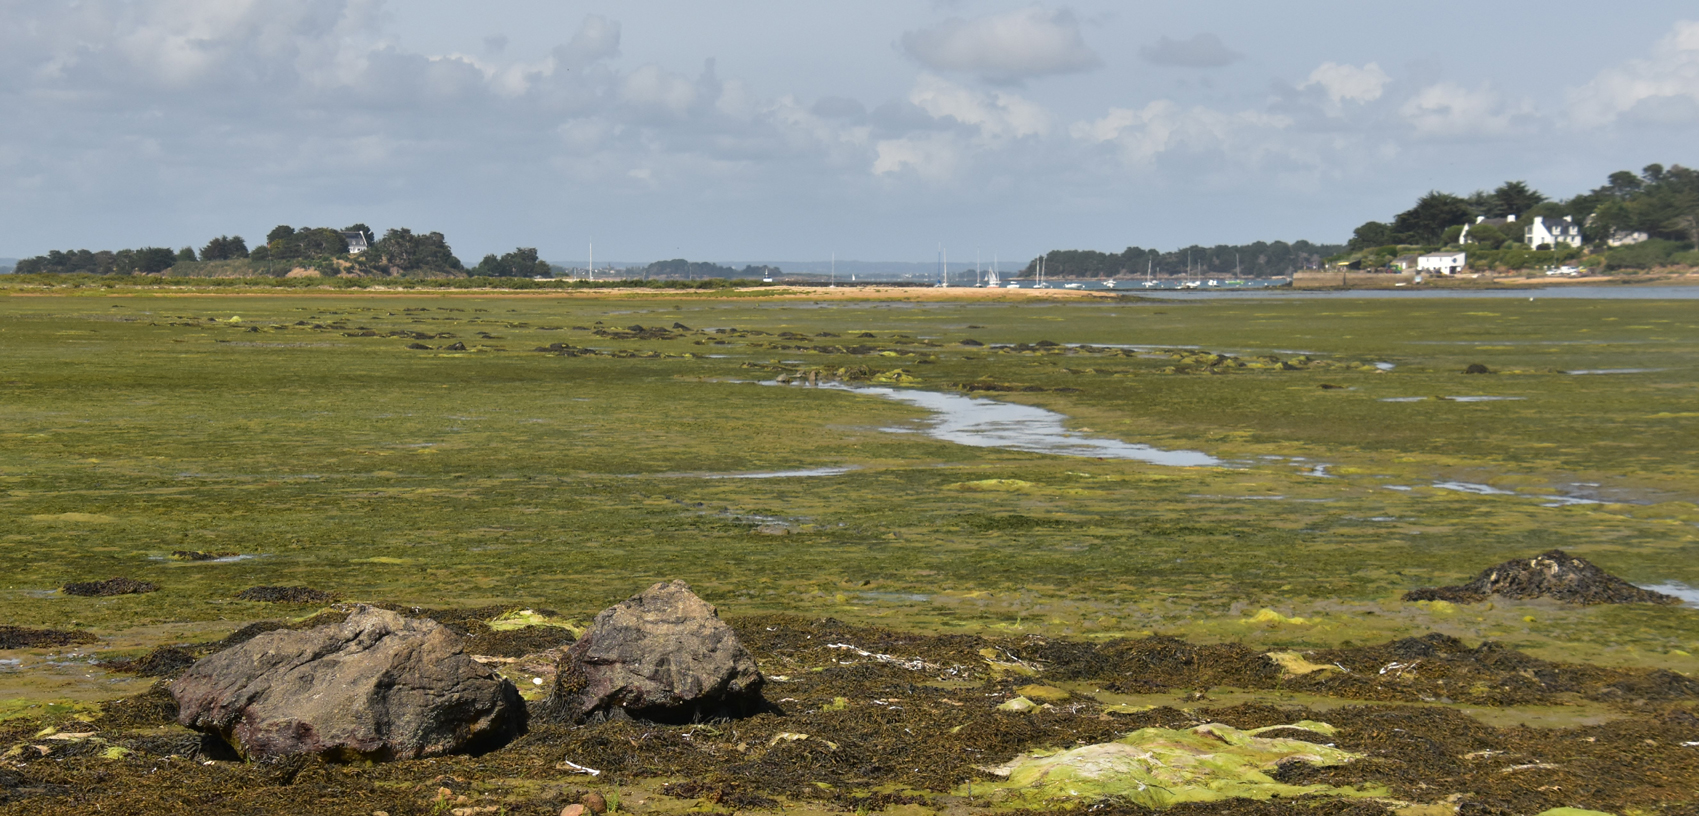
62, 577, 156, 597
169, 606, 525, 761
1404, 549, 1679, 605
548, 580, 764, 723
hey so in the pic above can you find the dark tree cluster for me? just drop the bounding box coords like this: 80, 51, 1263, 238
472, 247, 552, 278
363, 228, 464, 274
251, 224, 362, 261
14, 247, 178, 275
200, 235, 250, 261
1026, 241, 1343, 279
640, 259, 780, 280
1348, 165, 1699, 253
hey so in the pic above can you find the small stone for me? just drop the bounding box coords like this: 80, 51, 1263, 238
581, 792, 608, 814
560, 805, 586, 816
997, 696, 1039, 713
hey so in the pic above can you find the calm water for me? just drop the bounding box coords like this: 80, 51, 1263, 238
826, 384, 1222, 467
1140, 285, 1699, 300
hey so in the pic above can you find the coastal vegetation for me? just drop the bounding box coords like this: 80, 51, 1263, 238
0, 288, 1695, 812
1337, 164, 1699, 273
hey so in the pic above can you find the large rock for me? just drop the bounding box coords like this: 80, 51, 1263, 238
170, 607, 525, 761
1404, 549, 1680, 605
552, 580, 763, 723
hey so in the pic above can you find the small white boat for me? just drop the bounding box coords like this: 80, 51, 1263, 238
1104, 280, 1116, 288
1063, 282, 1084, 289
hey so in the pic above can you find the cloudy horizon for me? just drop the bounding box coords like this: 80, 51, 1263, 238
2, 1, 1696, 265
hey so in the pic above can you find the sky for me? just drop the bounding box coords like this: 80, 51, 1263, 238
2, 1, 1697, 265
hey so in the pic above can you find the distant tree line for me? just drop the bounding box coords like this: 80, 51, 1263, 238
1024, 241, 1344, 279
15, 247, 180, 275
640, 259, 782, 280
8, 223, 547, 278
472, 247, 551, 278
1349, 164, 1699, 251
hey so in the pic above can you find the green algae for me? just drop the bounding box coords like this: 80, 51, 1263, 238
964, 720, 1380, 808
0, 291, 1695, 704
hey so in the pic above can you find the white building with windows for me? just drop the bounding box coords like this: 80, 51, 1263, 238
1460, 214, 1516, 244
1418, 251, 1467, 275
1524, 215, 1582, 249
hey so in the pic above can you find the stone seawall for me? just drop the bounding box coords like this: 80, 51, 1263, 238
1292, 270, 1418, 289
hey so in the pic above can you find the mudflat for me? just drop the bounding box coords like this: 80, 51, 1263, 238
0, 290, 1694, 814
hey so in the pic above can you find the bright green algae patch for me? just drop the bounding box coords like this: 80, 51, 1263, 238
966, 720, 1381, 808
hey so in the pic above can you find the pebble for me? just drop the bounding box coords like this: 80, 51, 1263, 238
581, 792, 608, 815
560, 806, 585, 816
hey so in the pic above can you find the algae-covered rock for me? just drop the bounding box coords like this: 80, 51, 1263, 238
997, 696, 1040, 713
1015, 684, 1071, 703
966, 721, 1375, 808
1404, 550, 1679, 605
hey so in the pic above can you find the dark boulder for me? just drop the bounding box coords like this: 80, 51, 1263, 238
170, 607, 525, 761
1405, 549, 1680, 605
550, 580, 763, 723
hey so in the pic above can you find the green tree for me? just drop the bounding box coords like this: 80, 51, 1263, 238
176, 247, 197, 262
1464, 223, 1507, 249
1492, 181, 1545, 217
200, 235, 249, 261
366, 228, 464, 273
267, 225, 296, 243
1392, 192, 1473, 243
129, 247, 178, 274
1347, 221, 1394, 251
472, 247, 551, 278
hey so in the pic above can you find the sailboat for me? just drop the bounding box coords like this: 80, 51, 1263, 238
1033, 253, 1051, 289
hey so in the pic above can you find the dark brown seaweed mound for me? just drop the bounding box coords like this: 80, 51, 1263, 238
0, 626, 98, 649
108, 647, 198, 678
61, 577, 157, 597
1404, 549, 1680, 605
235, 586, 340, 604
170, 550, 239, 562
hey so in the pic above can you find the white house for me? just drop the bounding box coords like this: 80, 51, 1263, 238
1418, 251, 1467, 275
1524, 215, 1582, 249
1608, 229, 1649, 247
1460, 214, 1516, 244
341, 231, 371, 254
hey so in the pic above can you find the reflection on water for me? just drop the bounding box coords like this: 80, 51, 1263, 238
707, 466, 858, 479
1640, 582, 1699, 608
831, 384, 1221, 467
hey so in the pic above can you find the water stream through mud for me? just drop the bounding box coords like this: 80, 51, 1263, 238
820, 383, 1222, 467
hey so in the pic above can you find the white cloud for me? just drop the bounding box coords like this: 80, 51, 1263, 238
1399, 82, 1534, 138
872, 133, 960, 180
1568, 20, 1699, 127
908, 75, 1049, 142
1138, 34, 1242, 68
1071, 101, 1291, 165
901, 6, 1100, 83
1303, 62, 1389, 105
